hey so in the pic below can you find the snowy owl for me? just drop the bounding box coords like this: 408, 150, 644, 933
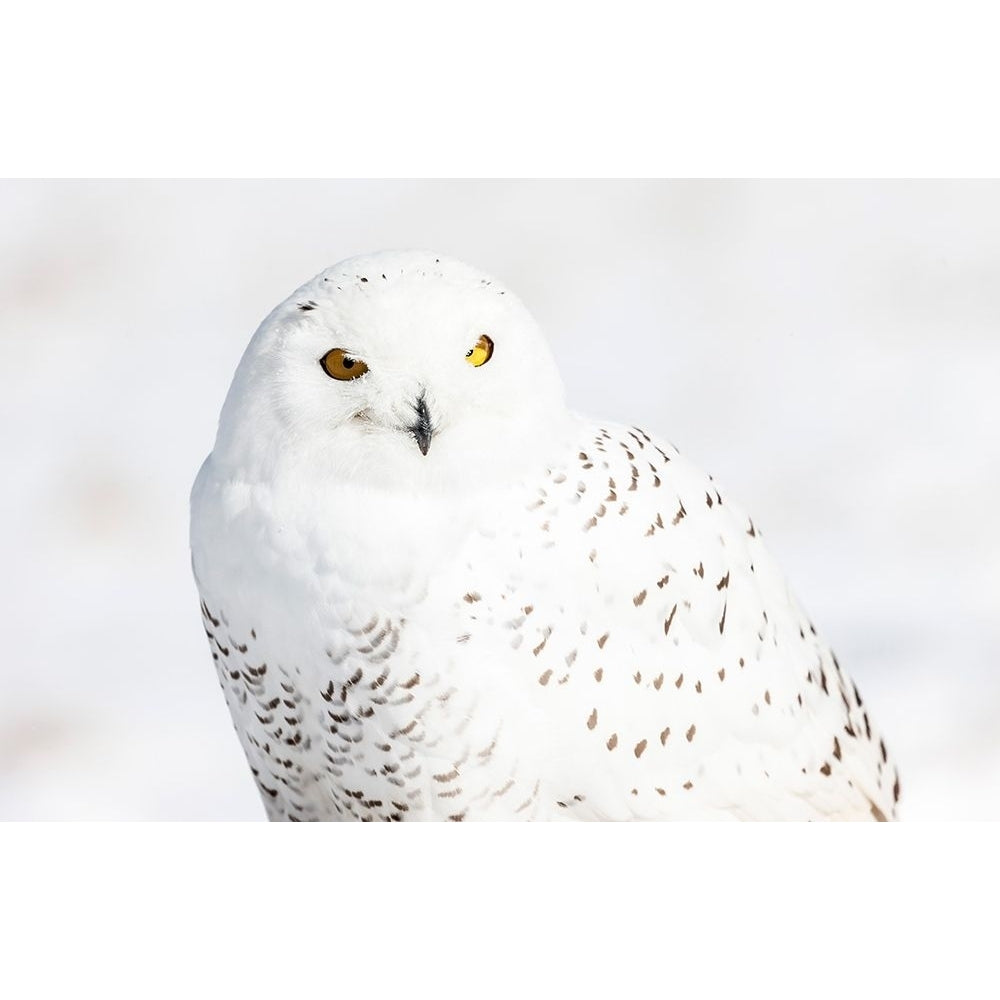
191, 250, 900, 821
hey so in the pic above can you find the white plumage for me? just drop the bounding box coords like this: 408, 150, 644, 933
191, 250, 899, 821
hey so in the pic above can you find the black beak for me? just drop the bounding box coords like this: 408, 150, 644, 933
409, 395, 433, 456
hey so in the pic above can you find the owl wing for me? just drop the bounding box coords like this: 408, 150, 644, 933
452, 419, 899, 820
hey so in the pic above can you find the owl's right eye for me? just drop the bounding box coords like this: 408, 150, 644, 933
320, 349, 369, 381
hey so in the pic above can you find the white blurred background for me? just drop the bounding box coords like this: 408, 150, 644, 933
1, 180, 997, 820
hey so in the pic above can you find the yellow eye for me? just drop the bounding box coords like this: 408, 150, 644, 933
320, 348, 369, 381
465, 334, 494, 367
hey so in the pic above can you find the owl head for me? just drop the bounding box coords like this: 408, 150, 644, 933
210, 251, 573, 492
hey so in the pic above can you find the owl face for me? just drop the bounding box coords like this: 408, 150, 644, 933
213, 251, 571, 492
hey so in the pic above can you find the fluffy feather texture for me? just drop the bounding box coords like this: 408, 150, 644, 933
191, 250, 900, 821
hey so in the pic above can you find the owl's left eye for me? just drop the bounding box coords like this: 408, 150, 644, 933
465, 334, 494, 367
320, 348, 369, 381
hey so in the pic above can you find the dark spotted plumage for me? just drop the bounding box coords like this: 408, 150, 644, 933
195, 419, 899, 821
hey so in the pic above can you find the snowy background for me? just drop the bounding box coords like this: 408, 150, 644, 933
1, 179, 997, 820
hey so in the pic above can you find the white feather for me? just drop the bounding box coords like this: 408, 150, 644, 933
191, 250, 899, 821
